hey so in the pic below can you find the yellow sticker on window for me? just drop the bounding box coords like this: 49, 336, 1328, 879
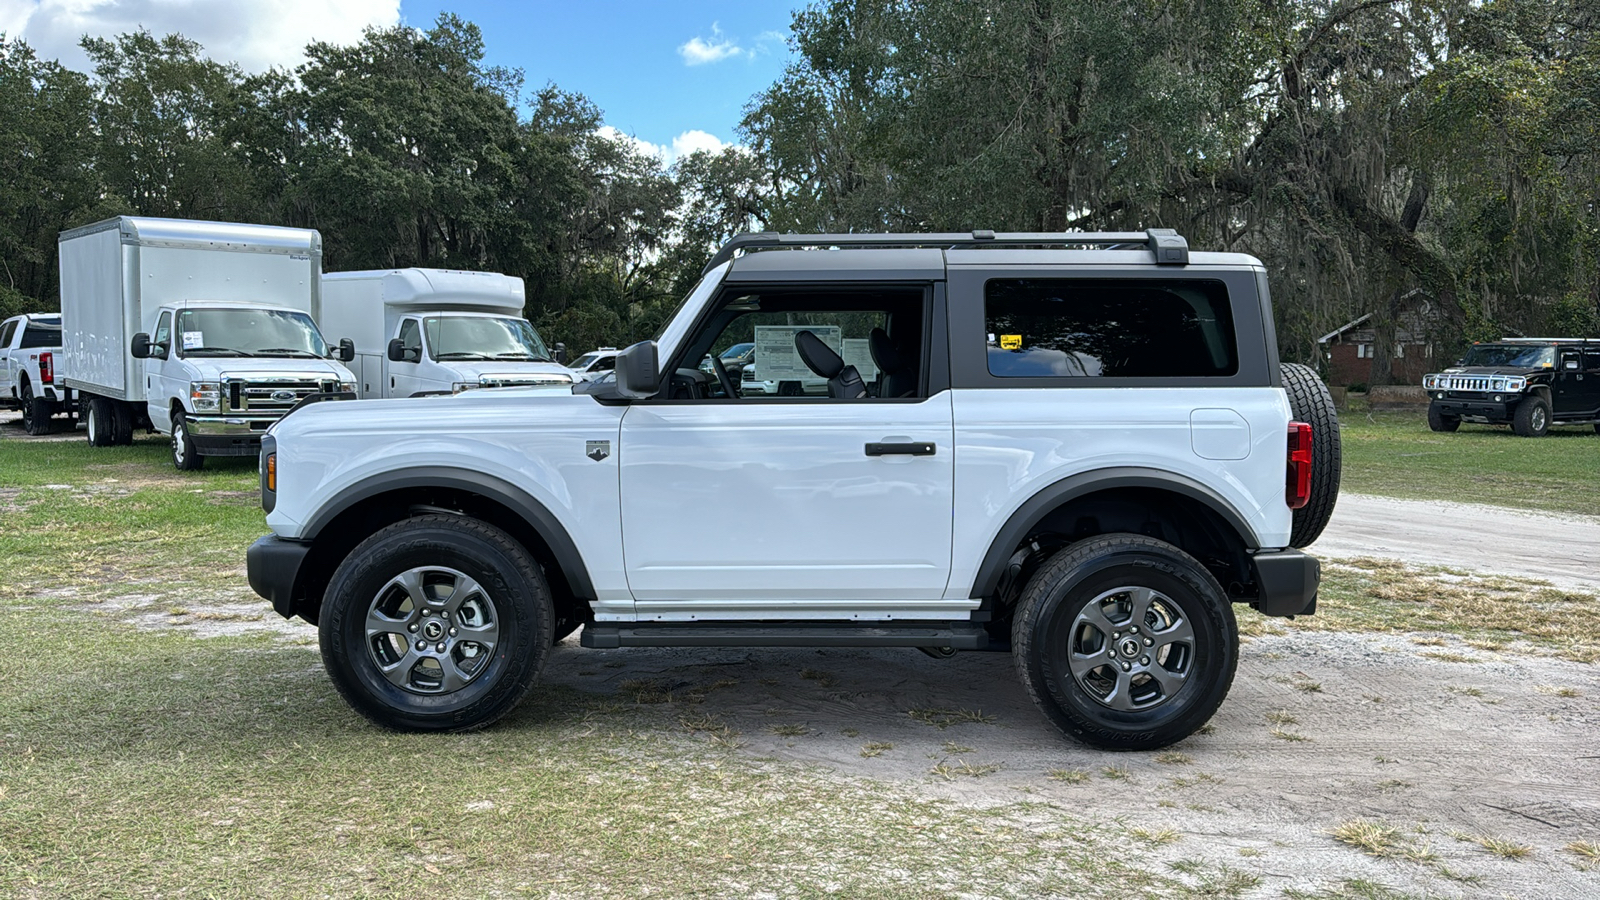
1000, 334, 1022, 350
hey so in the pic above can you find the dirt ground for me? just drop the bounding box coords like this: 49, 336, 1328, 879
9, 408, 1600, 896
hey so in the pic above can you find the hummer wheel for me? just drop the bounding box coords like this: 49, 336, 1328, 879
1512, 397, 1549, 437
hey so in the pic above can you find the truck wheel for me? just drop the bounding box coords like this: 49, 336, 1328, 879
110, 401, 134, 445
1012, 534, 1237, 751
1512, 397, 1549, 437
171, 415, 204, 471
20, 382, 51, 435
1281, 363, 1341, 548
86, 397, 115, 447
1426, 404, 1460, 433
319, 515, 554, 732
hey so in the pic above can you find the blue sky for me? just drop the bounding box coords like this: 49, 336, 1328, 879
1, 0, 805, 158
399, 2, 803, 155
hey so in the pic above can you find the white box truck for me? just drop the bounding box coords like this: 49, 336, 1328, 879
58, 216, 358, 469
319, 268, 572, 399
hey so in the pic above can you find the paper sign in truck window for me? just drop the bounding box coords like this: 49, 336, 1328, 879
753, 325, 842, 382
183, 332, 204, 350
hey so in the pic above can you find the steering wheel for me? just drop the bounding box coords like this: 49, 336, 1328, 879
708, 355, 741, 399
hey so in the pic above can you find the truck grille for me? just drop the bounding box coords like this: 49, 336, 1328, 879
223, 378, 337, 414
1435, 375, 1493, 392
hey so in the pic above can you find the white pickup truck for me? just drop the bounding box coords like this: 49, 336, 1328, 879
0, 313, 73, 434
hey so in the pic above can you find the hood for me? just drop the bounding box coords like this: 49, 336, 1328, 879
1434, 365, 1546, 377
196, 356, 355, 382
444, 360, 575, 384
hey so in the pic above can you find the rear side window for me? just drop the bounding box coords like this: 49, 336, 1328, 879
985, 279, 1237, 378
19, 323, 60, 349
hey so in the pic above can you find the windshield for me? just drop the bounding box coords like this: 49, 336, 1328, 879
176, 308, 328, 358
571, 353, 599, 369
423, 316, 552, 362
720, 342, 754, 360
1458, 345, 1556, 369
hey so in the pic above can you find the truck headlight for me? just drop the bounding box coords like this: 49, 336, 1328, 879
338, 381, 356, 394
452, 382, 478, 394
190, 381, 221, 412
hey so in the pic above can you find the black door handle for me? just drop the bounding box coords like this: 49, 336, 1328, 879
865, 442, 936, 457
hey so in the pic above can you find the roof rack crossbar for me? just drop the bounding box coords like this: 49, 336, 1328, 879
702, 228, 1189, 274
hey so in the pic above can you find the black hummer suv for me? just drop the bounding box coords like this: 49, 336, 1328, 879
1424, 339, 1600, 436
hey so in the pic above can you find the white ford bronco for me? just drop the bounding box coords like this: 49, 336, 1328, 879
248, 230, 1340, 750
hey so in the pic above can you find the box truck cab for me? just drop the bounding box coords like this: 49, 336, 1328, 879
320, 268, 572, 398
59, 217, 356, 470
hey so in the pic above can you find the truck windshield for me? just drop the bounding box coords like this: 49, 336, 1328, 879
176, 308, 329, 358
424, 316, 552, 362
1458, 345, 1556, 368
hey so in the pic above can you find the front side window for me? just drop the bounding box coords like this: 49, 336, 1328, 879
672, 285, 926, 400
153, 312, 172, 354
423, 316, 552, 362
176, 308, 329, 358
985, 279, 1237, 378
0, 321, 15, 348
397, 319, 422, 362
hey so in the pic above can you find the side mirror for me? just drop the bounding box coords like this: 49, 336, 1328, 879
554, 342, 568, 365
612, 340, 660, 399
338, 337, 355, 362
131, 333, 151, 359
387, 338, 409, 363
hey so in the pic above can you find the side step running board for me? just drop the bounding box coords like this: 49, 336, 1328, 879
581, 623, 991, 650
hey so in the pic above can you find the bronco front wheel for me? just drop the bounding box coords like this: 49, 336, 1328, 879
1012, 534, 1237, 751
320, 515, 554, 731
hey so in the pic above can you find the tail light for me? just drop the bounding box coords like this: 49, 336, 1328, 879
38, 352, 53, 384
1286, 422, 1313, 509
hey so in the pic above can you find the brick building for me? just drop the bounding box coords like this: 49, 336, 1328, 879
1318, 311, 1438, 386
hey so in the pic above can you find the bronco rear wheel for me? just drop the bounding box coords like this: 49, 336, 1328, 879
1012, 534, 1237, 751
320, 515, 554, 732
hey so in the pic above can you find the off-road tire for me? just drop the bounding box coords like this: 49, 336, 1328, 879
1281, 363, 1341, 548
20, 381, 51, 435
1426, 404, 1460, 433
320, 515, 554, 732
86, 397, 115, 447
1512, 397, 1550, 437
1012, 534, 1237, 751
171, 415, 203, 471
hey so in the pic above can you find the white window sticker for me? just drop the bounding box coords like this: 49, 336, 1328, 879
182, 331, 204, 350
753, 325, 842, 382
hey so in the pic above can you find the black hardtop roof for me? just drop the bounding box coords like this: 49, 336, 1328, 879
703, 229, 1190, 275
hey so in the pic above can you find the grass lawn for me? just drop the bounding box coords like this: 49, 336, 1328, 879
0, 437, 1253, 899
1337, 405, 1600, 516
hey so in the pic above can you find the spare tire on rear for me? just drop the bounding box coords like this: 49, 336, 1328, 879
1281, 363, 1341, 548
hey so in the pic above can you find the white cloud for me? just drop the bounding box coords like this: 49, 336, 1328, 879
3, 0, 400, 72
671, 129, 727, 159
596, 125, 741, 166
678, 22, 747, 66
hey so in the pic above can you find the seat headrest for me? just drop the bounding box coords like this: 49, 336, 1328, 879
869, 327, 904, 372
795, 330, 844, 379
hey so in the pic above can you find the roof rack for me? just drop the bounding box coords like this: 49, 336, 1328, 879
701, 228, 1190, 274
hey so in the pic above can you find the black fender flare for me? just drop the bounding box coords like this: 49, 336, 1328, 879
967, 466, 1260, 599
302, 466, 597, 601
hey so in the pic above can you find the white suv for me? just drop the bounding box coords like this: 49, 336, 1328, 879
248, 230, 1339, 750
